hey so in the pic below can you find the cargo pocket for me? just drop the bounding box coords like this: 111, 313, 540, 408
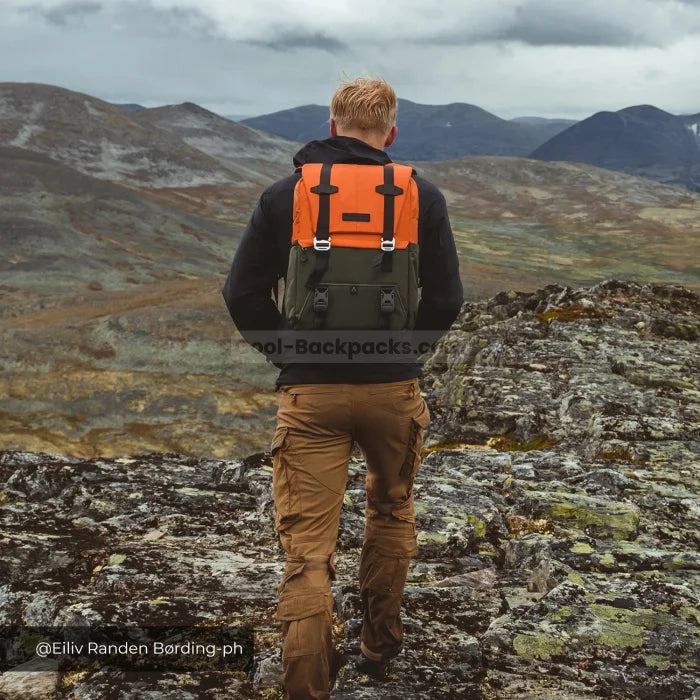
276, 558, 333, 659
271, 427, 301, 531
278, 591, 333, 659
359, 543, 409, 595
399, 399, 430, 480
277, 591, 332, 621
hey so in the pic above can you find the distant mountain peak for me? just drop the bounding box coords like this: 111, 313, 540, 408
114, 103, 145, 112
178, 101, 212, 115
618, 104, 676, 122
531, 102, 700, 190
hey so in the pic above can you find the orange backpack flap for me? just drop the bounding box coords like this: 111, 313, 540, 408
292, 163, 418, 249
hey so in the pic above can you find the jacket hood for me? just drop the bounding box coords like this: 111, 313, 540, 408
293, 136, 393, 168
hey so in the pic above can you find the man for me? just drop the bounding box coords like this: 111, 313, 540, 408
222, 77, 463, 699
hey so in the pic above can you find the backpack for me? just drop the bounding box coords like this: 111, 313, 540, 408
283, 162, 420, 331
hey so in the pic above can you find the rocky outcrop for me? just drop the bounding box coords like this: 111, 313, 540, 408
1, 280, 698, 698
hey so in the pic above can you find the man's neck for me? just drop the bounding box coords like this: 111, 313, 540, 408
334, 130, 385, 151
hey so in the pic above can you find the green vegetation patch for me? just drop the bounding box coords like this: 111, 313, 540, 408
532, 491, 640, 540
547, 605, 576, 621
645, 654, 671, 670
567, 571, 587, 587
590, 604, 659, 629
536, 305, 608, 324
513, 633, 564, 660
596, 621, 646, 649
422, 441, 491, 455
464, 514, 487, 539
487, 434, 555, 452
569, 542, 595, 554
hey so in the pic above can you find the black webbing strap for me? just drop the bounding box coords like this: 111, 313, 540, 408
306, 163, 337, 290
375, 165, 403, 273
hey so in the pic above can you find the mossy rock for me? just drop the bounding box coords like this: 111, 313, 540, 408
523, 491, 640, 540
513, 632, 565, 660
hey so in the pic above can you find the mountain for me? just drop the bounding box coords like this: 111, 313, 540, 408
0, 145, 276, 459
242, 99, 574, 160
0, 145, 237, 292
0, 83, 296, 187
511, 116, 576, 125
242, 103, 329, 145
384, 100, 562, 160
510, 116, 578, 148
132, 101, 299, 184
681, 112, 700, 146
1, 280, 698, 698
114, 103, 145, 111
531, 105, 700, 191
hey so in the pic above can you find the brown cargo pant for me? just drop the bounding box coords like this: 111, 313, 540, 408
270, 378, 430, 699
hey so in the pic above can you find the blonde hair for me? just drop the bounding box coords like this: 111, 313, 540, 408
330, 77, 397, 135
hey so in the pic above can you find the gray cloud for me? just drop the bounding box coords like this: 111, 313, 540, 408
1, 0, 699, 120
499, 4, 649, 47
248, 30, 347, 53
11, 0, 700, 48
41, 1, 102, 26
417, 0, 700, 48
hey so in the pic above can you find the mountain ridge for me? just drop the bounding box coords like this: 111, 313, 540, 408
241, 98, 575, 160
0, 83, 296, 188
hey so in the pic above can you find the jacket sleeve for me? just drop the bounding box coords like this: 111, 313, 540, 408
222, 190, 282, 361
415, 190, 464, 337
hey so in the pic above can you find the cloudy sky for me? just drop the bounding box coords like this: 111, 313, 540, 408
2, 0, 699, 120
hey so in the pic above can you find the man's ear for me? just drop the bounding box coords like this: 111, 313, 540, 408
385, 125, 398, 147
329, 118, 338, 137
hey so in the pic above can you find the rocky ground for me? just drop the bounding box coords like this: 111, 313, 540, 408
0, 280, 698, 699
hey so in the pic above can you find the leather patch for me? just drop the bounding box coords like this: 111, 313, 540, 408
342, 212, 371, 222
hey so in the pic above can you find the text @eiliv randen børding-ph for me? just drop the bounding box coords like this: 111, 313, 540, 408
1, 626, 254, 672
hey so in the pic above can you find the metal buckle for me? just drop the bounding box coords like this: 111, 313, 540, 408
380, 237, 395, 252
380, 287, 395, 314
313, 286, 329, 312
313, 237, 331, 251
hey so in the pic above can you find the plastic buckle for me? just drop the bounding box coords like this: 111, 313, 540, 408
313, 286, 329, 312
380, 287, 395, 314
380, 237, 396, 252
313, 237, 331, 251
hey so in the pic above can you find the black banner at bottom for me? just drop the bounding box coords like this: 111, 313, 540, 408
0, 626, 254, 672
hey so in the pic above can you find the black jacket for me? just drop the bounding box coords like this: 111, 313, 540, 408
222, 136, 464, 386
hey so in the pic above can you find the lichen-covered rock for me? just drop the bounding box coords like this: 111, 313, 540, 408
423, 280, 699, 454
1, 281, 698, 698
